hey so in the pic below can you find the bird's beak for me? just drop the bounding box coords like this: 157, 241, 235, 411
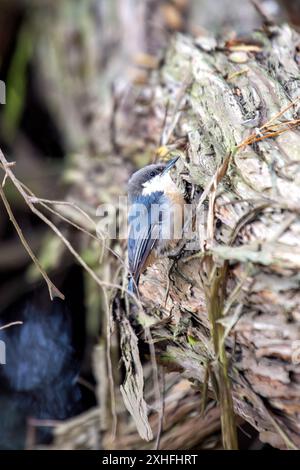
161, 156, 179, 175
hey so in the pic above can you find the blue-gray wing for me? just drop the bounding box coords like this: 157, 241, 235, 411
128, 192, 163, 289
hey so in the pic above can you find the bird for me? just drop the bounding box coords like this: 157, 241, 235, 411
127, 156, 184, 293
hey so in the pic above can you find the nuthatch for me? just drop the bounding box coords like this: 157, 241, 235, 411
127, 157, 184, 293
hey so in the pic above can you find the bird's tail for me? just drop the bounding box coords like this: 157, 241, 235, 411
128, 275, 139, 295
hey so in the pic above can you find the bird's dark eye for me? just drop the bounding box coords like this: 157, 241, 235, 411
150, 171, 155, 177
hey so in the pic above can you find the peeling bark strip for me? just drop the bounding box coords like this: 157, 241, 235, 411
123, 24, 300, 449
119, 315, 153, 441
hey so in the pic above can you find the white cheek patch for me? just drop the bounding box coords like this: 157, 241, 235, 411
142, 174, 164, 195
142, 172, 178, 196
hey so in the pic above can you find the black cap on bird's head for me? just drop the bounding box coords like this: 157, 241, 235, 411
128, 157, 179, 199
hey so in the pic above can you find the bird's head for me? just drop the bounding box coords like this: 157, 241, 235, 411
128, 157, 179, 200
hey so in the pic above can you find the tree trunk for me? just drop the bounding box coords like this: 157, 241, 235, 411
121, 23, 300, 449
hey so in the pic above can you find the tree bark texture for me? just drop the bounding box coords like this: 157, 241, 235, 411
125, 24, 300, 449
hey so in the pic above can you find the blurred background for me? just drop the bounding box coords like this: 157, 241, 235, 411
0, 0, 298, 450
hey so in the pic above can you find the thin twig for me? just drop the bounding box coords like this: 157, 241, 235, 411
0, 321, 23, 330
0, 149, 142, 307
0, 185, 64, 300
155, 368, 165, 450
103, 288, 118, 439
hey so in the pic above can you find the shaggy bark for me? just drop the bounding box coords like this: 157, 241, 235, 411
120, 24, 300, 449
